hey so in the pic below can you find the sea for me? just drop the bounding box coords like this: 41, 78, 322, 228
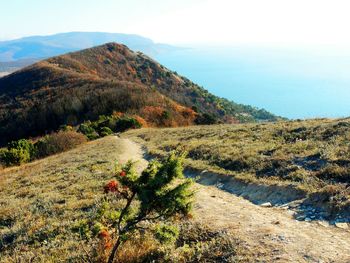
155, 45, 350, 119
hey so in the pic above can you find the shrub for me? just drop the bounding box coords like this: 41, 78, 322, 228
115, 117, 142, 132
73, 152, 194, 263
86, 131, 100, 140
35, 131, 87, 158
99, 127, 113, 137
78, 122, 95, 134
77, 115, 142, 140
154, 225, 179, 244
0, 139, 35, 166
59, 125, 74, 132
0, 148, 31, 166
195, 113, 218, 125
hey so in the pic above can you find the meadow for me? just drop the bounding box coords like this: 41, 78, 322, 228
125, 118, 350, 215
0, 136, 243, 262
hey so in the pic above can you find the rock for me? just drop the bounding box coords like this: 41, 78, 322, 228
260, 202, 272, 207
305, 217, 311, 222
296, 215, 305, 220
335, 222, 349, 229
278, 235, 286, 241
287, 210, 296, 216
318, 221, 329, 228
216, 183, 224, 189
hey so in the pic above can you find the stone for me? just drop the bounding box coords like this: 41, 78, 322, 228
287, 210, 296, 216
296, 215, 305, 220
260, 202, 272, 207
335, 222, 349, 229
318, 221, 329, 228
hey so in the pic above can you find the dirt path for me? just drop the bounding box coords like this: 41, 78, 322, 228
119, 137, 350, 263
194, 185, 350, 262
114, 136, 148, 172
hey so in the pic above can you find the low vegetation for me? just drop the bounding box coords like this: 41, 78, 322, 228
0, 113, 143, 168
73, 152, 194, 263
78, 114, 142, 140
0, 131, 87, 167
125, 118, 350, 214
35, 131, 88, 159
0, 137, 244, 262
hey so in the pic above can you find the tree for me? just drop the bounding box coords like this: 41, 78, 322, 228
101, 152, 193, 263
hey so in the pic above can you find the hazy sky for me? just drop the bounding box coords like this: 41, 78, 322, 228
2, 0, 350, 45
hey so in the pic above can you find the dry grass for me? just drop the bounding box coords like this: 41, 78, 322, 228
0, 136, 247, 262
124, 118, 350, 208
0, 137, 121, 262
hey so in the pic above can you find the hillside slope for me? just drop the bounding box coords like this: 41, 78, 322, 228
1, 136, 349, 262
125, 118, 350, 218
0, 43, 278, 144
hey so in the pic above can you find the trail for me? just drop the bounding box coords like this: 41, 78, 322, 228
118, 136, 350, 263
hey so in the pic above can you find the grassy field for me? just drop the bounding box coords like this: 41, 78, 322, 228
1, 122, 349, 262
0, 137, 122, 262
125, 118, 350, 214
0, 136, 245, 262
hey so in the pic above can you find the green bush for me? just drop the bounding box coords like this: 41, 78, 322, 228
8, 139, 36, 156
0, 148, 30, 166
195, 113, 218, 125
0, 139, 35, 166
77, 115, 142, 139
74, 152, 193, 263
78, 122, 96, 135
115, 117, 142, 132
86, 131, 100, 140
99, 127, 113, 137
59, 125, 74, 132
155, 225, 179, 244
78, 122, 100, 140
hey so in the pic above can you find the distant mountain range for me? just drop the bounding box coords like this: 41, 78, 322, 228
0, 32, 178, 73
0, 43, 279, 144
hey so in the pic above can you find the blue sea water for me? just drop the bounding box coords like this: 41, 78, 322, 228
155, 46, 350, 119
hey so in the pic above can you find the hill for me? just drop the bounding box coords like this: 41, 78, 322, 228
0, 136, 246, 262
0, 43, 278, 144
1, 135, 349, 262
0, 32, 177, 62
0, 32, 178, 74
0, 58, 39, 75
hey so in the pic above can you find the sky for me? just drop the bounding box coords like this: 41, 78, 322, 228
2, 0, 350, 45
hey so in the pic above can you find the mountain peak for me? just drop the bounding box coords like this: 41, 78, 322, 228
0, 43, 278, 144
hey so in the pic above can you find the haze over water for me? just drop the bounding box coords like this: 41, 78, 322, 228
156, 46, 350, 119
